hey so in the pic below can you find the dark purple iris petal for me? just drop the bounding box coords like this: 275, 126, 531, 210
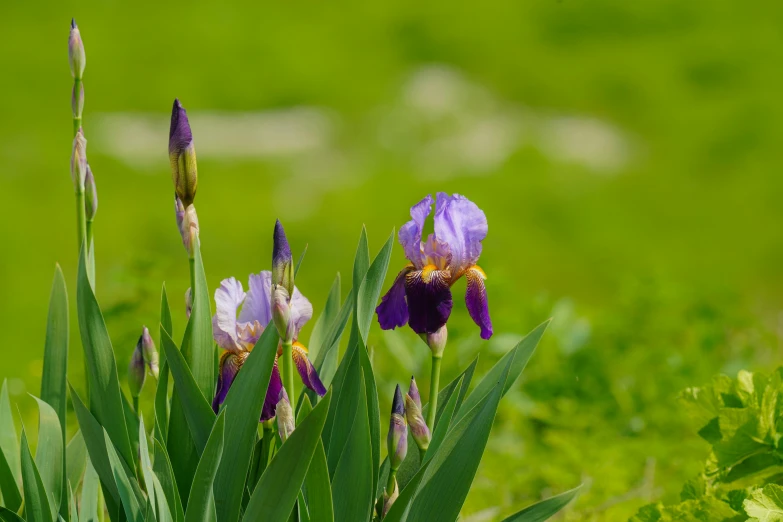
213, 353, 242, 413
293, 344, 327, 396
466, 268, 493, 340
376, 267, 412, 330
169, 99, 193, 154
404, 270, 453, 335
261, 362, 284, 421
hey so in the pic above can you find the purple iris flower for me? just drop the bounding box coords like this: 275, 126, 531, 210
376, 193, 493, 340
211, 271, 326, 420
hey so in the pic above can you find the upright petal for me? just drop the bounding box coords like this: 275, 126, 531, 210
238, 271, 272, 327
212, 278, 246, 352
376, 266, 413, 330
261, 361, 284, 421
434, 193, 488, 276
465, 266, 493, 340
404, 268, 453, 335
422, 233, 451, 270
290, 285, 313, 338
213, 352, 244, 412
292, 342, 327, 396
398, 195, 433, 269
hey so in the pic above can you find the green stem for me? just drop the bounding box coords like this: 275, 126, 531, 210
72, 78, 82, 135
385, 469, 397, 496
189, 256, 196, 294
426, 355, 442, 431
281, 340, 295, 412
132, 396, 139, 414
75, 190, 87, 254
86, 219, 95, 289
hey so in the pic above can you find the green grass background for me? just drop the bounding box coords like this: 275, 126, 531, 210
1, 0, 782, 520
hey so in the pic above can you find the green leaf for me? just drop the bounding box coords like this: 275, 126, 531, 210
501, 485, 581, 522
355, 343, 380, 501
307, 274, 341, 364
325, 350, 361, 476
181, 240, 215, 401
352, 227, 370, 305
423, 376, 463, 465
302, 439, 332, 522
356, 230, 394, 346
0, 381, 20, 489
160, 327, 215, 454
295, 244, 308, 277
455, 320, 549, 424
150, 474, 175, 522
67, 483, 77, 522
331, 371, 373, 522
76, 246, 135, 472
65, 431, 86, 493
152, 440, 185, 522
213, 326, 279, 522
161, 283, 174, 340
0, 438, 21, 512
311, 293, 352, 393
744, 484, 783, 521
138, 418, 156, 510
79, 460, 100, 522
20, 429, 54, 522
0, 507, 26, 522
33, 396, 64, 515
40, 265, 68, 445
184, 411, 225, 522
243, 391, 332, 522
104, 430, 144, 522
155, 363, 170, 446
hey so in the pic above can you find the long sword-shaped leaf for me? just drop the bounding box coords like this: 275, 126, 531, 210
302, 439, 332, 522
40, 264, 68, 446
79, 460, 100, 522
181, 241, 215, 401
21, 429, 54, 522
501, 485, 582, 522
153, 440, 184, 522
65, 431, 86, 493
105, 431, 144, 522
184, 411, 225, 522
156, 285, 173, 444
76, 246, 135, 472
307, 274, 341, 362
0, 507, 25, 521
33, 396, 64, 515
0, 439, 20, 512
213, 327, 278, 522
0, 381, 20, 489
243, 391, 331, 522
356, 229, 394, 345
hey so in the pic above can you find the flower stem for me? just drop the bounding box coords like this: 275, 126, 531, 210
72, 78, 82, 135
386, 469, 397, 496
132, 396, 139, 414
281, 340, 295, 413
427, 355, 442, 431
75, 190, 87, 256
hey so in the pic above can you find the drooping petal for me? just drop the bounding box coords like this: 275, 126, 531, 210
290, 285, 313, 338
212, 278, 246, 352
213, 352, 244, 412
465, 266, 493, 340
238, 271, 272, 327
261, 360, 284, 421
292, 342, 327, 396
404, 267, 453, 335
433, 193, 488, 276
398, 195, 433, 269
376, 266, 413, 330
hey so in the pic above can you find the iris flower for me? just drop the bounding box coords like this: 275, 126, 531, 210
211, 271, 326, 420
376, 193, 493, 340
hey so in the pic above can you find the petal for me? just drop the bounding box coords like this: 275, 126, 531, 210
290, 285, 313, 338
398, 195, 433, 269
238, 271, 272, 327
212, 277, 246, 352
422, 233, 451, 269
376, 266, 413, 330
261, 360, 283, 422
404, 268, 453, 335
292, 342, 327, 396
213, 352, 243, 412
466, 266, 493, 339
434, 193, 488, 275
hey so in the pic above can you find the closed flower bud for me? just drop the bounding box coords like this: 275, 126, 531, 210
72, 81, 84, 119
70, 128, 87, 192
68, 19, 86, 80
84, 164, 98, 221
276, 388, 295, 442
423, 325, 448, 358
272, 220, 294, 295
406, 377, 430, 452
271, 284, 293, 343
169, 99, 198, 206
381, 478, 399, 518
185, 287, 193, 318
140, 326, 159, 379
174, 196, 199, 256
128, 344, 145, 398
387, 385, 408, 471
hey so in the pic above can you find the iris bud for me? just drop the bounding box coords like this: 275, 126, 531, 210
175, 196, 199, 256
271, 284, 293, 343
128, 343, 145, 398
140, 326, 159, 379
381, 479, 399, 518
68, 19, 85, 80
423, 325, 448, 358
387, 385, 408, 471
272, 220, 295, 295
84, 164, 98, 221
169, 99, 198, 206
276, 388, 295, 442
405, 377, 430, 452
70, 129, 87, 192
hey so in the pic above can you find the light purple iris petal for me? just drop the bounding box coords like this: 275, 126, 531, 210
404, 269, 453, 335
292, 344, 327, 396
212, 278, 246, 351
433, 193, 488, 274
422, 233, 451, 269
238, 271, 273, 327
290, 286, 313, 338
465, 267, 493, 339
261, 361, 284, 421
376, 267, 411, 330
212, 352, 242, 412
398, 195, 433, 269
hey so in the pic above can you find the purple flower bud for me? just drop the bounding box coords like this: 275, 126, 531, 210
169, 99, 198, 206
140, 326, 159, 379
387, 385, 408, 471
128, 342, 145, 398
408, 376, 422, 409
272, 220, 294, 295
70, 128, 87, 191
72, 81, 84, 119
68, 19, 85, 80
405, 379, 430, 452
423, 325, 448, 358
84, 164, 97, 221
276, 388, 295, 442
185, 287, 193, 318
174, 196, 199, 256
271, 284, 293, 343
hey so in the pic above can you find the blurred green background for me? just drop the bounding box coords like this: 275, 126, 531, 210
1, 0, 782, 520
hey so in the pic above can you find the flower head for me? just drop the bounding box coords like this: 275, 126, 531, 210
128, 342, 145, 398
84, 164, 98, 221
405, 377, 430, 452
387, 384, 408, 471
68, 19, 85, 80
276, 388, 295, 442
139, 326, 159, 379
272, 220, 294, 295
376, 193, 492, 340
174, 196, 199, 256
70, 128, 87, 192
169, 99, 198, 206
